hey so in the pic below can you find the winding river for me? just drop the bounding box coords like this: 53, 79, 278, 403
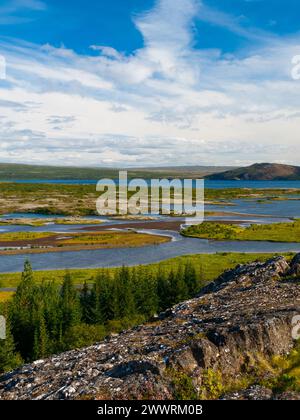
0, 229, 299, 273
0, 191, 299, 273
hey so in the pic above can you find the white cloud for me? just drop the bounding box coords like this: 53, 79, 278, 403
0, 0, 46, 24
89, 45, 123, 60
0, 0, 300, 166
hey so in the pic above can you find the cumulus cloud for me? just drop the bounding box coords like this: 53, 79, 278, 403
0, 0, 300, 166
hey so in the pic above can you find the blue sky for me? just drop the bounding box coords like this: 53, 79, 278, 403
0, 1, 155, 54
0, 0, 300, 166
1, 1, 299, 54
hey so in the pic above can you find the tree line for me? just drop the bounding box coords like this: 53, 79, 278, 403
0, 259, 204, 374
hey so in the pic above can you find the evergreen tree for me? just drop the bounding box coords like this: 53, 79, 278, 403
98, 271, 115, 321
198, 259, 205, 289
40, 281, 62, 353
168, 270, 178, 306
138, 269, 158, 317
184, 261, 199, 296
175, 265, 189, 302
91, 272, 103, 324
91, 270, 115, 323
131, 267, 141, 309
116, 266, 136, 319
60, 271, 81, 331
4, 259, 200, 367
33, 313, 49, 360
0, 320, 22, 374
157, 266, 171, 311
109, 276, 121, 319
20, 259, 34, 289
80, 281, 94, 324
9, 260, 36, 360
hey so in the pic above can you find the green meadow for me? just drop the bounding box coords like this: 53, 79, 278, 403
183, 220, 300, 242
0, 252, 294, 292
0, 182, 299, 216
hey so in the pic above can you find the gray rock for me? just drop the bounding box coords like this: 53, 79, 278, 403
287, 253, 300, 276
0, 256, 300, 400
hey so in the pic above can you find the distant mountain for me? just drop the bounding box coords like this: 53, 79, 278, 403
0, 163, 235, 180
131, 165, 235, 178
206, 163, 300, 181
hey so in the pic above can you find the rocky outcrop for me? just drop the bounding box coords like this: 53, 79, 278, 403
0, 256, 300, 400
287, 253, 300, 276
222, 385, 300, 400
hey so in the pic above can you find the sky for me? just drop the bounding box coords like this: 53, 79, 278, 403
0, 0, 300, 167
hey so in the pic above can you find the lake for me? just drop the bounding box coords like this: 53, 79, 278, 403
3, 179, 300, 189
207, 198, 300, 219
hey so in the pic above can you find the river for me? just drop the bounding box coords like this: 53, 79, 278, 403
0, 230, 299, 273
0, 180, 299, 272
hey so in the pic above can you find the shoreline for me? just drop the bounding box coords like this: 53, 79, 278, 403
0, 233, 170, 255
81, 218, 250, 233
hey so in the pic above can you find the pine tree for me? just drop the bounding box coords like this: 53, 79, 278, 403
184, 261, 199, 296
3, 260, 204, 365
91, 270, 114, 323
174, 265, 189, 302
168, 270, 178, 307
80, 281, 94, 324
132, 266, 146, 314
116, 266, 136, 319
9, 260, 36, 360
157, 266, 171, 311
0, 320, 22, 374
109, 276, 121, 319
60, 271, 81, 331
40, 281, 62, 353
91, 272, 103, 324
198, 259, 205, 290
98, 271, 115, 321
131, 267, 141, 310
20, 259, 34, 288
138, 269, 158, 317
33, 314, 49, 360
15, 259, 35, 307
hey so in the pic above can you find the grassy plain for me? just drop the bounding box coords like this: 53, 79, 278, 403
0, 217, 103, 226
183, 220, 300, 242
0, 231, 170, 256
0, 232, 52, 241
0, 182, 300, 216
0, 252, 294, 291
0, 162, 234, 180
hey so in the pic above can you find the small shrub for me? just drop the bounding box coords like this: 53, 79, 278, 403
199, 369, 224, 400
168, 369, 198, 400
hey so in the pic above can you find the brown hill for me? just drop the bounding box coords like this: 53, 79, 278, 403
207, 163, 300, 181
